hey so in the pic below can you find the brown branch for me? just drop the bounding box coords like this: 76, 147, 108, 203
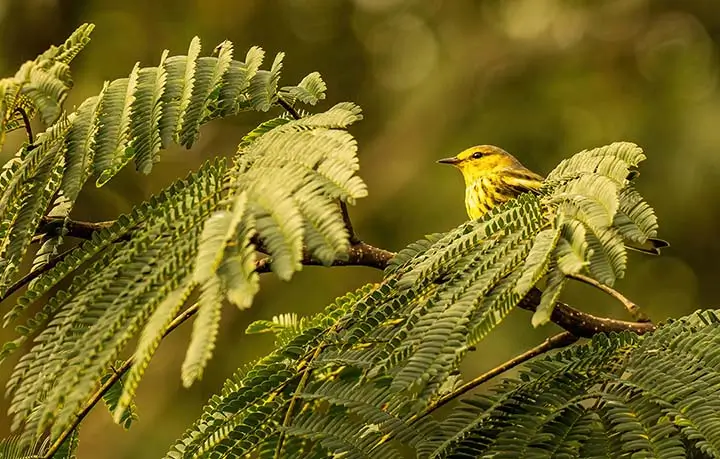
36, 216, 115, 242
255, 241, 394, 273
568, 273, 650, 323
42, 302, 201, 459
32, 217, 655, 339
518, 287, 656, 338
411, 331, 578, 422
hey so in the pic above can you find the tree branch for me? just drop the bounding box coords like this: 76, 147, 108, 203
255, 241, 394, 273
32, 217, 656, 338
36, 216, 115, 242
518, 288, 656, 338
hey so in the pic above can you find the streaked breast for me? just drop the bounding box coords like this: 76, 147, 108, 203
464, 178, 515, 220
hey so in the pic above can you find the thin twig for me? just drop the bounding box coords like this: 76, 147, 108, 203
42, 358, 133, 458
41, 302, 201, 459
414, 332, 578, 422
568, 273, 650, 323
15, 107, 34, 143
0, 245, 78, 303
339, 201, 359, 244
277, 97, 301, 120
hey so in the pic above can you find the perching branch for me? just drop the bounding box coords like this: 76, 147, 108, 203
275, 97, 360, 246
31, 217, 655, 338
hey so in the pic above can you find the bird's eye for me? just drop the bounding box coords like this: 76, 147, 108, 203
472, 152, 483, 159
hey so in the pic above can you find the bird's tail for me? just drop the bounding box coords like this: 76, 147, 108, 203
625, 237, 669, 256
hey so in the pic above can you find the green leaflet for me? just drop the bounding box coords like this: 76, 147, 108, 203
532, 267, 566, 327
182, 276, 223, 388
246, 313, 300, 335
131, 51, 167, 174
94, 63, 140, 184
514, 226, 562, 294
101, 361, 139, 430
280, 71, 328, 106
182, 192, 258, 387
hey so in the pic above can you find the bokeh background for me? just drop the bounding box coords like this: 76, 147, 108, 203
1, 0, 719, 457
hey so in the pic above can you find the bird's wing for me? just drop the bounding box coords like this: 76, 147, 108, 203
498, 168, 545, 196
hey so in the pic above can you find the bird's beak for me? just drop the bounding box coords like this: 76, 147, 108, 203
437, 156, 461, 165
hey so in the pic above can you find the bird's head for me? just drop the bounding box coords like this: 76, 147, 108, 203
437, 145, 523, 184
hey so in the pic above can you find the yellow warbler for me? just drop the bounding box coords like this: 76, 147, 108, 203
439, 145, 668, 255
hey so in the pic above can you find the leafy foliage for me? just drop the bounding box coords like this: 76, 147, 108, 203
0, 25, 365, 450
1, 23, 713, 459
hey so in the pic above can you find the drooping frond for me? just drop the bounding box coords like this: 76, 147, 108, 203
420, 310, 720, 459
230, 102, 366, 279
4, 160, 227, 443
0, 119, 71, 298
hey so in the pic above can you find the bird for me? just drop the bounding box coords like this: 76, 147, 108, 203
438, 144, 668, 255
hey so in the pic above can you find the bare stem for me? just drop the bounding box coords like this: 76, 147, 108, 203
277, 97, 301, 120
568, 273, 650, 323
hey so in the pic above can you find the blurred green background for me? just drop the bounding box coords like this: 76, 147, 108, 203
1, 0, 718, 457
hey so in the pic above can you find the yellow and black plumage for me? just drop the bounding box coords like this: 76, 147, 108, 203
438, 145, 668, 255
